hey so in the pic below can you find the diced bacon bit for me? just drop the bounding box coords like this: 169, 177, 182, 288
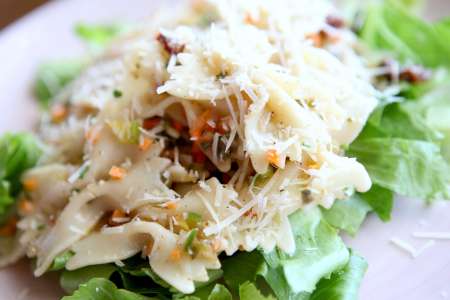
48, 214, 57, 226
326, 15, 345, 28
399, 66, 431, 84
143, 117, 162, 130
162, 148, 175, 160
244, 209, 257, 218
215, 119, 230, 135
166, 201, 177, 210
211, 238, 222, 252
50, 103, 68, 123
266, 149, 281, 168
109, 166, 127, 180
169, 247, 182, 262
171, 119, 186, 133
108, 209, 130, 226
85, 127, 100, 144
139, 137, 153, 151
221, 173, 231, 184
192, 143, 207, 164
156, 33, 185, 55
0, 217, 17, 237
18, 199, 34, 215
143, 239, 154, 256
23, 178, 38, 192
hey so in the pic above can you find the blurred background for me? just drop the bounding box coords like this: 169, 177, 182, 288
0, 0, 48, 29
1, 0, 450, 31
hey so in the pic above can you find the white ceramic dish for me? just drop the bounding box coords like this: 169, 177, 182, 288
0, 1, 449, 299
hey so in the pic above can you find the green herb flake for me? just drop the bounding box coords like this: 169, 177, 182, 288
113, 90, 123, 98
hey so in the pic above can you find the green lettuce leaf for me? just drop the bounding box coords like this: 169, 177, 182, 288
222, 251, 266, 294
0, 133, 42, 221
309, 251, 368, 300
0, 181, 14, 221
34, 60, 85, 107
0, 133, 42, 187
402, 79, 450, 161
239, 282, 276, 300
61, 278, 155, 300
60, 264, 117, 294
75, 24, 126, 49
348, 137, 450, 201
359, 185, 394, 222
360, 0, 450, 68
208, 284, 233, 300
263, 208, 349, 295
321, 194, 372, 235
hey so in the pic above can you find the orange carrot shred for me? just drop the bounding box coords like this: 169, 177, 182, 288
266, 149, 280, 167
51, 104, 68, 123
169, 247, 182, 262
85, 127, 100, 144
139, 138, 153, 151
18, 199, 34, 215
166, 201, 177, 210
109, 166, 127, 180
23, 178, 38, 192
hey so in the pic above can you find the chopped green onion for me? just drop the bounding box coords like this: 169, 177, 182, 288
107, 120, 141, 144
79, 166, 90, 180
184, 229, 198, 252
252, 166, 274, 189
186, 212, 202, 228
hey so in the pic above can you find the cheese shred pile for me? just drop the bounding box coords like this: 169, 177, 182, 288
15, 0, 377, 293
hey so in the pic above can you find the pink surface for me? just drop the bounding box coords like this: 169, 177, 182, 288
0, 0, 449, 299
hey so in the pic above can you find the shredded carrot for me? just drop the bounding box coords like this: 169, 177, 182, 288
109, 166, 127, 180
18, 199, 34, 215
0, 217, 17, 237
169, 247, 182, 262
139, 137, 153, 151
266, 149, 280, 167
143, 117, 162, 130
50, 104, 68, 123
190, 109, 212, 141
244, 13, 258, 25
166, 201, 177, 210
23, 178, 38, 192
85, 127, 100, 144
306, 32, 324, 47
244, 209, 257, 218
143, 239, 154, 256
215, 119, 230, 135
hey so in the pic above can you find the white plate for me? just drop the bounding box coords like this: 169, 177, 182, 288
0, 1, 449, 299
